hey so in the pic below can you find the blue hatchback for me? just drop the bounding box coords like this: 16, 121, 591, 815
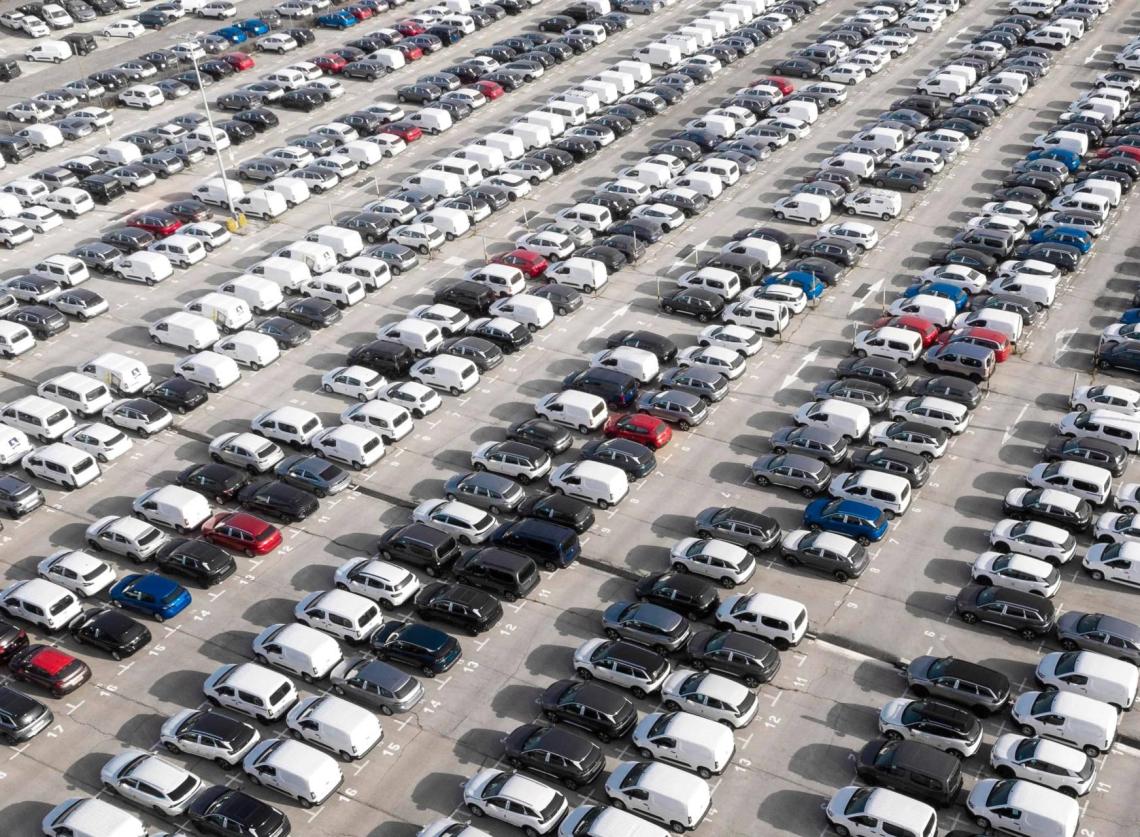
802, 498, 888, 544
109, 574, 191, 622
317, 10, 357, 28
1025, 148, 1081, 172
762, 270, 825, 300
214, 25, 248, 44
1119, 308, 1140, 325
900, 281, 969, 311
239, 18, 270, 36
1028, 226, 1092, 253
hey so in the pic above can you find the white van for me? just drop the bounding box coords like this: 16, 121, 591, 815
402, 171, 462, 199
95, 141, 141, 166
219, 275, 284, 314
236, 188, 288, 220
613, 59, 652, 84
132, 485, 211, 533
1034, 130, 1089, 157
253, 622, 342, 683
489, 294, 554, 331
37, 372, 111, 416
184, 292, 252, 333
632, 711, 735, 778
954, 308, 1023, 343
604, 761, 711, 833
823, 152, 875, 180
1012, 690, 1118, 757
670, 173, 723, 200
549, 461, 628, 509
919, 72, 968, 98
306, 225, 363, 260
2, 395, 75, 441
149, 312, 220, 351
691, 16, 727, 36
416, 208, 471, 240
829, 470, 912, 517
678, 26, 713, 48
112, 252, 173, 286
855, 126, 906, 153
275, 241, 337, 274
186, 126, 230, 154
844, 188, 902, 220
249, 256, 310, 294
477, 132, 526, 161
889, 294, 957, 327
635, 42, 683, 68
79, 353, 150, 394
379, 319, 443, 356
942, 64, 978, 87
265, 68, 306, 89
535, 390, 607, 433
266, 176, 311, 208
174, 352, 241, 392
193, 177, 245, 209
580, 79, 619, 105
1026, 460, 1112, 506
452, 144, 505, 175
794, 399, 871, 440
772, 193, 832, 225
405, 107, 453, 135
286, 695, 382, 761
311, 425, 384, 471
1037, 651, 1138, 711
516, 110, 566, 139
853, 326, 923, 363
542, 100, 587, 127
465, 264, 526, 297
827, 787, 938, 837
303, 273, 366, 308
242, 738, 342, 808
622, 162, 672, 189
150, 234, 207, 269
41, 798, 148, 837
0, 322, 34, 358
546, 257, 608, 293
340, 256, 391, 291
595, 70, 635, 95
431, 157, 483, 188
203, 663, 298, 723
1051, 193, 1110, 222
500, 122, 550, 150
723, 298, 789, 336
119, 85, 164, 109
22, 442, 100, 489
43, 187, 94, 218
1062, 179, 1121, 208
25, 41, 73, 64
557, 203, 612, 232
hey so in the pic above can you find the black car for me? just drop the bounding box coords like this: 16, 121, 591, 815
581, 438, 655, 479
797, 239, 862, 267
517, 493, 594, 534
503, 723, 605, 789
370, 620, 461, 676
280, 90, 323, 112
835, 356, 908, 392
1042, 435, 1127, 477
0, 620, 28, 664
376, 523, 461, 578
237, 480, 319, 523
660, 288, 725, 322
187, 786, 291, 837
147, 377, 208, 414
165, 199, 212, 224
506, 418, 572, 453
856, 739, 963, 808
278, 297, 341, 329
561, 367, 638, 409
773, 57, 820, 78
155, 538, 237, 586
909, 376, 982, 409
7, 306, 67, 339
575, 244, 626, 273
873, 168, 932, 192
414, 582, 502, 635
233, 108, 279, 132
851, 447, 930, 488
538, 679, 637, 742
434, 281, 496, 315
70, 607, 151, 660
1095, 343, 1140, 373
634, 572, 720, 620
686, 629, 781, 688
452, 547, 539, 601
256, 317, 310, 349
927, 247, 997, 274
1002, 488, 1092, 531
0, 686, 51, 744
176, 463, 248, 503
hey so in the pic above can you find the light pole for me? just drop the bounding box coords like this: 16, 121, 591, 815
185, 35, 241, 226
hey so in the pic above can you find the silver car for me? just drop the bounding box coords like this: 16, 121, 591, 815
751, 453, 831, 496
443, 471, 525, 514
601, 601, 692, 653
905, 656, 1011, 716
1056, 612, 1140, 665
330, 657, 424, 715
636, 390, 709, 429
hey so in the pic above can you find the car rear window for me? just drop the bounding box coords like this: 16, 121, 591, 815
268, 682, 292, 705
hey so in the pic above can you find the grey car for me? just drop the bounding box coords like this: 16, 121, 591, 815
905, 656, 1011, 716
330, 657, 424, 715
955, 585, 1055, 641
770, 425, 849, 465
659, 366, 728, 403
636, 390, 708, 429
601, 601, 692, 653
0, 473, 45, 517
751, 453, 831, 497
531, 283, 582, 316
922, 342, 996, 383
443, 471, 525, 514
779, 529, 869, 582
274, 454, 350, 497
851, 447, 929, 487
812, 379, 890, 413
238, 157, 291, 182
1056, 611, 1140, 665
693, 506, 780, 556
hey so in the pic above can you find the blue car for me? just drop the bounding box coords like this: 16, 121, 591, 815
317, 10, 357, 28
214, 25, 248, 44
109, 573, 191, 622
239, 18, 270, 36
1028, 226, 1092, 253
802, 498, 888, 544
761, 270, 825, 300
1025, 148, 1081, 172
900, 281, 969, 311
1118, 308, 1140, 325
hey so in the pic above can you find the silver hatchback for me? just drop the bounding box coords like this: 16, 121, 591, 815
330, 657, 424, 715
752, 453, 831, 497
443, 471, 525, 514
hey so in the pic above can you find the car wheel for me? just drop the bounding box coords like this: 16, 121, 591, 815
611, 798, 626, 811
834, 828, 851, 837
960, 611, 978, 624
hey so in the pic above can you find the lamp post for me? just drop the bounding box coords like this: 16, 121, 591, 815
185, 36, 240, 224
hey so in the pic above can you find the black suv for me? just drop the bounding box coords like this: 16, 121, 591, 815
347, 339, 415, 378
376, 523, 461, 577
539, 679, 637, 742
503, 723, 605, 790
452, 547, 539, 601
414, 582, 502, 635
176, 463, 248, 504
433, 280, 496, 314
237, 480, 319, 523
634, 572, 720, 619
856, 739, 964, 808
369, 620, 461, 676
187, 786, 291, 837
155, 539, 238, 587
685, 629, 781, 688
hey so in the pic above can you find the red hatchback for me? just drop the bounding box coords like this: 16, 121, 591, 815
347, 4, 373, 19
202, 512, 282, 556
223, 52, 255, 72
604, 413, 672, 449
311, 53, 347, 74
493, 249, 548, 278
473, 80, 504, 100
872, 314, 940, 347
755, 76, 794, 95
9, 644, 91, 696
1097, 145, 1140, 162
395, 20, 425, 36
936, 326, 1011, 362
382, 123, 422, 143
395, 43, 423, 61
127, 211, 182, 237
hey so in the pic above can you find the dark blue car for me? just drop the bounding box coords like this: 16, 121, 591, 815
1025, 148, 1081, 172
1118, 308, 1140, 325
1028, 226, 1092, 253
238, 18, 270, 36
802, 498, 888, 544
369, 620, 461, 676
214, 25, 248, 44
1096, 343, 1140, 374
109, 573, 191, 622
761, 270, 825, 300
317, 10, 357, 28
900, 281, 969, 311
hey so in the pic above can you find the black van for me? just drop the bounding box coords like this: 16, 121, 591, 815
856, 738, 963, 807
63, 33, 98, 56
80, 175, 126, 205
0, 59, 21, 83
348, 339, 415, 378
452, 547, 539, 601
376, 523, 461, 577
490, 519, 580, 571
561, 367, 638, 409
0, 136, 32, 163
433, 280, 496, 315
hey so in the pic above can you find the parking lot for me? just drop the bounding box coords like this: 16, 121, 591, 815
1, 0, 1140, 834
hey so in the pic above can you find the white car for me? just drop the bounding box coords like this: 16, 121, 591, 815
101, 750, 203, 816
463, 769, 568, 835
698, 324, 761, 356
714, 593, 808, 649
103, 398, 174, 437
669, 537, 755, 587
412, 498, 496, 544
251, 406, 323, 447
389, 223, 445, 254
988, 519, 1075, 565
826, 787, 936, 837
889, 150, 944, 174
989, 734, 1095, 798
37, 549, 115, 597
408, 303, 470, 336
103, 20, 145, 37
822, 63, 868, 85
295, 589, 382, 644
888, 396, 970, 434
17, 206, 62, 233
85, 515, 168, 561
199, 0, 237, 17
676, 345, 745, 380
159, 708, 260, 767
334, 557, 421, 608
917, 265, 988, 294
1083, 541, 1140, 588
1071, 384, 1140, 414
982, 200, 1039, 226
573, 638, 670, 697
630, 203, 685, 231
867, 420, 948, 460
750, 282, 807, 314
818, 221, 879, 251
660, 669, 758, 728
341, 401, 413, 444
878, 697, 982, 757
1093, 511, 1140, 545
322, 366, 386, 402
63, 423, 132, 461
259, 33, 299, 53
378, 381, 441, 419
971, 551, 1060, 597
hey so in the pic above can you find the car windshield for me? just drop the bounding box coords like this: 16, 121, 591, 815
483, 773, 509, 796
1076, 613, 1102, 632
987, 780, 1014, 807
1054, 652, 1079, 675
1031, 692, 1056, 713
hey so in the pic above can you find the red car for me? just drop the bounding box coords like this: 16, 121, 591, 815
382, 123, 422, 143
395, 20, 425, 36
222, 52, 255, 72
9, 645, 91, 696
492, 249, 548, 278
1096, 145, 1140, 161
754, 76, 794, 95
202, 512, 282, 556
872, 314, 940, 347
395, 43, 423, 61
127, 211, 182, 237
347, 4, 373, 19
474, 80, 504, 100
936, 326, 1011, 362
604, 413, 672, 449
311, 53, 347, 74
0, 620, 29, 663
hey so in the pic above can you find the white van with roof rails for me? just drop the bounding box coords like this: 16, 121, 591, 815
37, 372, 111, 416
2, 395, 75, 441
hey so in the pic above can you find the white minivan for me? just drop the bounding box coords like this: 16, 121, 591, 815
772, 193, 832, 225
132, 485, 212, 533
